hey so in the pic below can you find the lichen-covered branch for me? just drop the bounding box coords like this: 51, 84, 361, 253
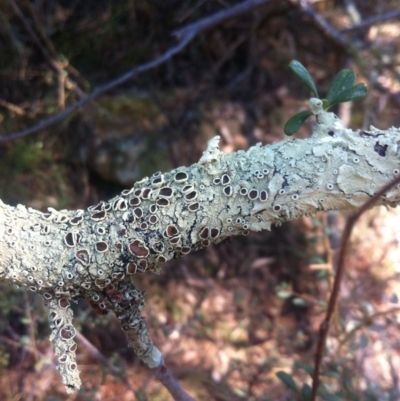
101, 280, 162, 368
45, 297, 80, 393
1, 102, 400, 392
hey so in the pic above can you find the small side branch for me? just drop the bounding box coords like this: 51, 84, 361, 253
290, 0, 348, 50
101, 281, 162, 368
90, 282, 196, 400
341, 9, 400, 33
45, 296, 81, 394
6, 0, 85, 107
76, 331, 140, 397
153, 358, 197, 401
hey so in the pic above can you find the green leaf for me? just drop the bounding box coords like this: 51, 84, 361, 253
276, 371, 299, 394
326, 83, 367, 108
326, 69, 356, 104
35, 357, 52, 370
322, 99, 330, 110
320, 394, 343, 401
317, 382, 329, 397
301, 383, 312, 401
20, 335, 30, 345
292, 297, 308, 306
343, 376, 353, 391
277, 290, 292, 299
284, 111, 313, 136
289, 60, 319, 97
294, 362, 314, 377
320, 370, 340, 379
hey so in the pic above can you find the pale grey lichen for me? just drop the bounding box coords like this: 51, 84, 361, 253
1, 106, 400, 392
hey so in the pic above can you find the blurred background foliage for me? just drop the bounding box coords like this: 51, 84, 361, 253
1, 0, 400, 400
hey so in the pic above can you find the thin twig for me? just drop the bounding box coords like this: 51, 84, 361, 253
1, 0, 273, 143
153, 358, 196, 401
290, 0, 348, 50
6, 0, 60, 73
338, 306, 400, 351
27, 3, 86, 100
6, 0, 85, 109
75, 331, 140, 398
173, 0, 272, 40
0, 99, 28, 116
2, 328, 57, 367
341, 9, 400, 32
24, 292, 38, 361
310, 175, 400, 401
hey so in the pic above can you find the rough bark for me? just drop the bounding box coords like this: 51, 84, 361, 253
1, 101, 400, 392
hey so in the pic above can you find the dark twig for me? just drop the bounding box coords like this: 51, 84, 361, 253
1, 0, 273, 143
6, 0, 85, 106
338, 306, 400, 350
173, 0, 272, 40
75, 331, 141, 398
153, 358, 196, 401
6, 0, 60, 74
310, 175, 400, 401
0, 99, 29, 116
290, 0, 348, 50
341, 9, 400, 33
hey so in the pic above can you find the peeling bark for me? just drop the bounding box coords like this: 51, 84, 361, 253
1, 104, 400, 392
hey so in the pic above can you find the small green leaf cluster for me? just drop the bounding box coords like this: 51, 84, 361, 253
284, 60, 368, 136
276, 361, 400, 401
276, 363, 342, 401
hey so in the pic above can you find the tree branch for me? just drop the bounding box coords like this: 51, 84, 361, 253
1, 104, 400, 395
3, 2, 399, 398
